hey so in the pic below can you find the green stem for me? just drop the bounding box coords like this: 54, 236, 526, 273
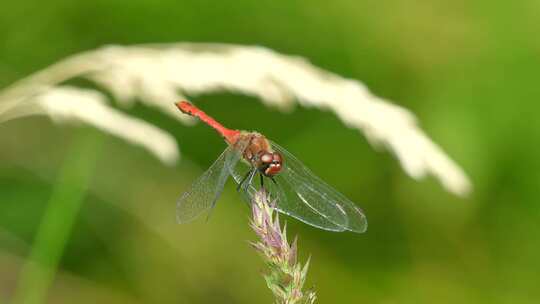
11, 130, 103, 304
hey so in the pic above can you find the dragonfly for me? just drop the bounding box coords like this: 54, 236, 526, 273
175, 101, 367, 233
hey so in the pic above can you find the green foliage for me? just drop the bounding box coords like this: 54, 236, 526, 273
10, 130, 102, 304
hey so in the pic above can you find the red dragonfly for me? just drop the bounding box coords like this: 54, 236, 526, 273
175, 101, 367, 233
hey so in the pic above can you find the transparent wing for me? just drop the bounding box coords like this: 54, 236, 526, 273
265, 169, 349, 232
269, 141, 368, 233
176, 141, 247, 223
229, 141, 367, 233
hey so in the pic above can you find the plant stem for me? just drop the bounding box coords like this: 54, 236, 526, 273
11, 130, 103, 304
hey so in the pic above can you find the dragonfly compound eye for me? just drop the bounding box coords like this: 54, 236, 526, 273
263, 152, 283, 176
264, 163, 281, 176
272, 152, 283, 164
260, 152, 273, 164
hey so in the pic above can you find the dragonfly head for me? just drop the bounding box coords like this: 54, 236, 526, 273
260, 151, 283, 177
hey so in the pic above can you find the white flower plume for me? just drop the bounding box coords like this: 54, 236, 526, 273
0, 86, 179, 165
0, 43, 471, 195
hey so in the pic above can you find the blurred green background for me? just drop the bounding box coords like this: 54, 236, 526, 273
1, 0, 539, 303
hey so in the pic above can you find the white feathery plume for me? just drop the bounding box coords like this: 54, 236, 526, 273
0, 86, 178, 165
0, 43, 471, 195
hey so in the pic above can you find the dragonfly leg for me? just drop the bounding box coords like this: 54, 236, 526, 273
259, 173, 264, 188
243, 168, 257, 193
